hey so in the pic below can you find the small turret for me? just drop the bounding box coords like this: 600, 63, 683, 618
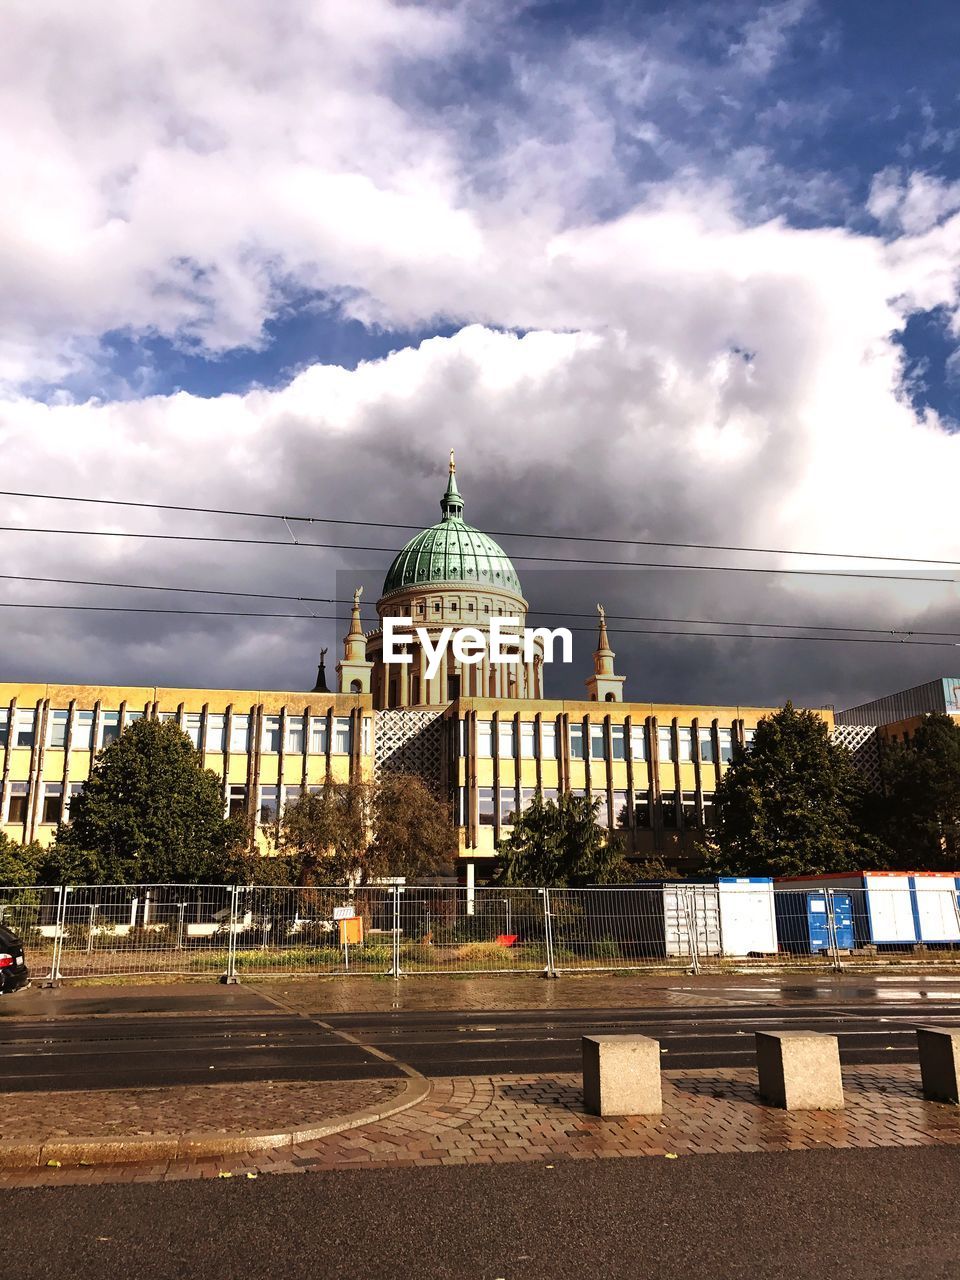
337, 587, 373, 695
585, 603, 625, 702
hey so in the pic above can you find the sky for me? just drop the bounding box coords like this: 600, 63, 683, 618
2, 0, 960, 710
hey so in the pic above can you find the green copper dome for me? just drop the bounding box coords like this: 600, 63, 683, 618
381, 458, 522, 597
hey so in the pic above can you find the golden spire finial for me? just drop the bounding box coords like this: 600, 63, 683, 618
449, 448, 456, 474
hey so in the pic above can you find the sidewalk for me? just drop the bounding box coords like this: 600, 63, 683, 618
3, 1064, 959, 1187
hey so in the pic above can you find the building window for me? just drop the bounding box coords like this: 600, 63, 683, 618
657, 725, 675, 763
595, 792, 610, 827
743, 728, 757, 749
610, 725, 626, 761
309, 718, 328, 755
540, 722, 557, 759
41, 784, 63, 825
230, 714, 250, 753
64, 783, 83, 820
5, 783, 28, 824
334, 718, 351, 754
520, 787, 536, 813
47, 710, 69, 749
477, 721, 493, 758
541, 787, 558, 804
285, 716, 305, 754
184, 713, 202, 750
362, 718, 372, 755
478, 787, 495, 825
227, 785, 247, 819
634, 791, 651, 828
718, 728, 734, 764
258, 786, 278, 824
99, 712, 121, 748
519, 723, 535, 759
630, 725, 647, 761
125, 709, 144, 728
681, 790, 698, 827
590, 724, 606, 761
569, 724, 584, 760
498, 721, 515, 758
205, 714, 226, 753
661, 793, 678, 828
702, 793, 716, 828
73, 710, 95, 750
262, 716, 281, 753
699, 728, 715, 764
158, 712, 178, 723
678, 727, 695, 762
0, 709, 7, 748
499, 787, 518, 824
283, 785, 302, 812
612, 790, 629, 827
14, 710, 36, 749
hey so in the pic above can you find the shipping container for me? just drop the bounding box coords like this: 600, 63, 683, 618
774, 890, 854, 953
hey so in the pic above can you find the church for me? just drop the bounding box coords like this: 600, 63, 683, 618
0, 454, 920, 884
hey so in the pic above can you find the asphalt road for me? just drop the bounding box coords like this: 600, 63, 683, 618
5, 1146, 960, 1279
3, 984, 960, 1090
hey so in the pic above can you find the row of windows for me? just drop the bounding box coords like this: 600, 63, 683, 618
2, 782, 83, 826
0, 708, 367, 756
465, 787, 717, 831
464, 720, 755, 763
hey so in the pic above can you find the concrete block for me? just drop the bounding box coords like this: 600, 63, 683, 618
755, 1030, 844, 1110
582, 1034, 662, 1116
916, 1026, 960, 1103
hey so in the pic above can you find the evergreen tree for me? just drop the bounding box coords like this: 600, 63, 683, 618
879, 713, 960, 869
53, 718, 244, 883
496, 791, 634, 886
702, 702, 882, 877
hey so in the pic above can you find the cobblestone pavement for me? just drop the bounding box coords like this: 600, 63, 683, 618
0, 1078, 403, 1143
3, 1065, 959, 1188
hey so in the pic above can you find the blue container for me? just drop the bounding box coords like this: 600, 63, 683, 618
775, 890, 854, 953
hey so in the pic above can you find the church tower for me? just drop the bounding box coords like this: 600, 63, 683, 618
585, 604, 625, 702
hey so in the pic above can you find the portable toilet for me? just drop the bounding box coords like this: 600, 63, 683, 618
774, 889, 855, 953
776, 872, 917, 948
910, 873, 960, 945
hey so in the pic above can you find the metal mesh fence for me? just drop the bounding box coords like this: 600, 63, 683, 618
2, 880, 960, 981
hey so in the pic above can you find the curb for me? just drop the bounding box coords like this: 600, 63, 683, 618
0, 1075, 431, 1170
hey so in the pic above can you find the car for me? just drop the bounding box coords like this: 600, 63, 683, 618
0, 923, 29, 994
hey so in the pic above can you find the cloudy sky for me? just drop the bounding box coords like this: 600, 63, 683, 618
2, 0, 959, 710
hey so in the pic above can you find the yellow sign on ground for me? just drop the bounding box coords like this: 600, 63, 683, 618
338, 917, 364, 946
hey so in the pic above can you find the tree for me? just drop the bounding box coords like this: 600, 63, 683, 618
702, 702, 883, 877
276, 778, 371, 884
0, 833, 42, 887
54, 718, 245, 883
496, 791, 634, 887
879, 714, 960, 869
368, 772, 457, 881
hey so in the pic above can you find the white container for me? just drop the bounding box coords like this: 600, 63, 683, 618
911, 874, 960, 943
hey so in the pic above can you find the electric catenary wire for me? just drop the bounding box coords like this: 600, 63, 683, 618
0, 601, 956, 646
0, 526, 950, 583
2, 573, 958, 639
2, 488, 959, 568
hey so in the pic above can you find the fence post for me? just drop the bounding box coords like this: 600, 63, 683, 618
390, 885, 403, 978
220, 884, 239, 984
43, 884, 68, 985
541, 887, 557, 978
683, 887, 701, 976
825, 889, 843, 973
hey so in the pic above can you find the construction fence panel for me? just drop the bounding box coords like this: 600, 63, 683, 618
548, 886, 711, 972
395, 886, 550, 974
229, 885, 397, 977
53, 884, 236, 979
